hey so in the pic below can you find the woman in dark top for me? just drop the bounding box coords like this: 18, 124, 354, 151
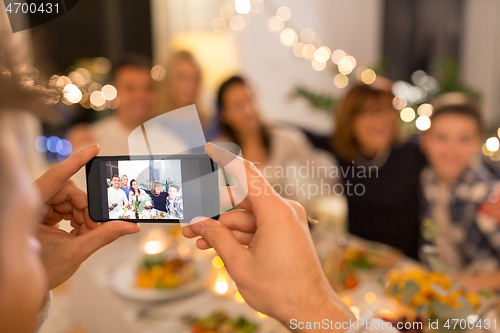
308, 83, 427, 259
144, 180, 168, 212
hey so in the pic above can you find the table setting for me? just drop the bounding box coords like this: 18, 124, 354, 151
69, 224, 288, 333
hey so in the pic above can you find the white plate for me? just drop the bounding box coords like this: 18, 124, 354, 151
138, 295, 288, 333
109, 253, 211, 302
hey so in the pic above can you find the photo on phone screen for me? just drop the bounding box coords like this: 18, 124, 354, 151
86, 154, 219, 223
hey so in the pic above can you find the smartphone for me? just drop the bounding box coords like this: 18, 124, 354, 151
86, 154, 219, 223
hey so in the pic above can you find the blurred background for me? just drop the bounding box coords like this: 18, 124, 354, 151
8, 0, 500, 332
22, 0, 500, 165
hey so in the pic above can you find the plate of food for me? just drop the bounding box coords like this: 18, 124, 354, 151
183, 310, 260, 333
343, 238, 403, 271
109, 250, 211, 302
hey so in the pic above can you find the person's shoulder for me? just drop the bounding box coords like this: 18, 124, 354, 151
268, 124, 311, 146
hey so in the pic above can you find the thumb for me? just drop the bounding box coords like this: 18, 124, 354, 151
77, 221, 141, 259
190, 217, 248, 267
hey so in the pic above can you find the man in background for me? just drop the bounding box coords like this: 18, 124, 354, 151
67, 55, 157, 156
107, 175, 128, 219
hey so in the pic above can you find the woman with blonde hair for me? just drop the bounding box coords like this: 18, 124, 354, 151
120, 174, 131, 197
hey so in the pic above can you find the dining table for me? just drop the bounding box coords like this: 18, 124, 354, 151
69, 211, 500, 333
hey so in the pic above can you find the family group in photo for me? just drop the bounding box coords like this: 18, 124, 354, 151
107, 174, 184, 219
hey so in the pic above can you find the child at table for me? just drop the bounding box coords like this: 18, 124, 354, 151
420, 103, 500, 291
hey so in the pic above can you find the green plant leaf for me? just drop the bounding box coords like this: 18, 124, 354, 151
401, 279, 420, 304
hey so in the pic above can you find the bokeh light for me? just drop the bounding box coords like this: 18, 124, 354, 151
46, 136, 62, 153
333, 74, 349, 88
338, 56, 356, 75
35, 136, 48, 153
279, 28, 298, 47
101, 84, 118, 100
365, 292, 377, 303
90, 91, 106, 107
212, 256, 225, 269
293, 42, 306, 58
276, 6, 291, 21
486, 137, 500, 152
151, 65, 167, 81
331, 49, 346, 65
417, 103, 433, 117
300, 28, 315, 43
314, 46, 331, 63
92, 57, 112, 74
230, 15, 246, 31
360, 69, 376, 84
302, 44, 316, 59
235, 0, 251, 14
220, 4, 235, 19
416, 116, 431, 131
400, 107, 416, 122
212, 17, 227, 33
56, 139, 73, 155
392, 96, 407, 110
267, 16, 285, 32
63, 84, 82, 104
311, 59, 326, 71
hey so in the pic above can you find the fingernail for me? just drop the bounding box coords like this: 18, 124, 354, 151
207, 142, 213, 159
190, 222, 206, 236
191, 216, 209, 224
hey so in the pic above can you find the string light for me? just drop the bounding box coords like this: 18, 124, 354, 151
267, 16, 285, 32
400, 107, 416, 122
415, 116, 431, 131
360, 69, 376, 84
486, 137, 500, 152
230, 15, 246, 31
333, 74, 348, 89
279, 28, 298, 47
314, 46, 331, 64
293, 42, 306, 58
392, 96, 408, 110
417, 103, 433, 117
235, 0, 251, 14
101, 84, 117, 100
311, 59, 326, 71
276, 6, 291, 21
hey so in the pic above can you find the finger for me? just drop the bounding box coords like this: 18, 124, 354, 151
197, 231, 253, 248
46, 179, 89, 211
220, 186, 251, 210
196, 238, 212, 250
52, 201, 74, 215
232, 230, 254, 246
218, 210, 256, 233
189, 217, 248, 267
35, 144, 100, 201
206, 143, 285, 220
76, 221, 141, 259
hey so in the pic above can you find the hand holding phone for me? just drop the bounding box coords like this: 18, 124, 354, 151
86, 154, 219, 223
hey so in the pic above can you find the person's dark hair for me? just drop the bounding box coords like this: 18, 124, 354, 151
430, 103, 483, 133
169, 184, 180, 192
216, 75, 270, 150
130, 179, 140, 196
111, 175, 120, 181
111, 54, 152, 81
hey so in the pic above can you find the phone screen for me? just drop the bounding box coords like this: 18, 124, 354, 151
86, 154, 219, 223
